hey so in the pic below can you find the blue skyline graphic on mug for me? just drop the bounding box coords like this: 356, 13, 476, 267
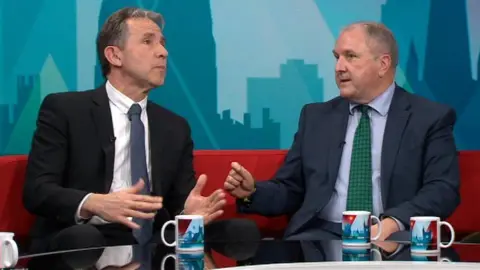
342, 214, 370, 244
410, 219, 437, 252
178, 218, 204, 250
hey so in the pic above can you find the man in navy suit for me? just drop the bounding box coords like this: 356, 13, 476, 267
224, 21, 460, 242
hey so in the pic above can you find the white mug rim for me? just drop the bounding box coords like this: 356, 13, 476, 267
175, 215, 204, 220
410, 216, 440, 221
343, 211, 371, 216
0, 232, 14, 236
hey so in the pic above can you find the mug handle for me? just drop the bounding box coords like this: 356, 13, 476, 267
370, 215, 382, 241
160, 220, 177, 247
2, 239, 18, 267
370, 248, 382, 261
160, 254, 175, 269
441, 257, 452, 262
439, 221, 455, 248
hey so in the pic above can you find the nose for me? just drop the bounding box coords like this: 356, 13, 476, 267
155, 43, 168, 58
335, 56, 346, 73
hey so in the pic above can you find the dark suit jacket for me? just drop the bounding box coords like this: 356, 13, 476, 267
239, 85, 460, 238
22, 85, 196, 240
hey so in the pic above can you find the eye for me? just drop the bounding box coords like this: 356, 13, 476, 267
143, 39, 152, 45
346, 53, 356, 59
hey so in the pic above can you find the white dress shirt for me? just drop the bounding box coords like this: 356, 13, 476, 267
74, 81, 152, 268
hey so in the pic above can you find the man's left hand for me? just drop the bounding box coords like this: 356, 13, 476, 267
184, 174, 227, 224
371, 217, 400, 241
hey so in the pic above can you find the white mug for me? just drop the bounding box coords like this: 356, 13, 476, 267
342, 211, 382, 246
160, 252, 204, 270
410, 216, 455, 253
160, 215, 204, 251
0, 232, 18, 268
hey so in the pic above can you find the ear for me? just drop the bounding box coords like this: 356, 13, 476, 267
104, 46, 123, 68
378, 54, 391, 78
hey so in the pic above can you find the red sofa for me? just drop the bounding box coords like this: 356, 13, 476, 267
1, 150, 480, 264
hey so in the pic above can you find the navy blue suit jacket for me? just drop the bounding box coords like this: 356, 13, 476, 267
239, 86, 460, 238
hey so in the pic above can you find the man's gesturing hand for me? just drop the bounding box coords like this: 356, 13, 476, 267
224, 162, 255, 199
81, 179, 163, 229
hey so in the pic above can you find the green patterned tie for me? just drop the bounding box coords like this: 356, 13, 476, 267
346, 105, 373, 212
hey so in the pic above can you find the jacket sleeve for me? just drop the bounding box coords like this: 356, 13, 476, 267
23, 94, 89, 226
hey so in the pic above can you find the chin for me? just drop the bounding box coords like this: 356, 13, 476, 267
339, 87, 356, 99
148, 78, 165, 88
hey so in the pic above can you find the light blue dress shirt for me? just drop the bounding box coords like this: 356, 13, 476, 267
319, 82, 403, 230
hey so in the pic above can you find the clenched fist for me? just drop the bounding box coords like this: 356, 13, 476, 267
223, 162, 256, 199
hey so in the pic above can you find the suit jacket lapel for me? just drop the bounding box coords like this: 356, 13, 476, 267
327, 99, 350, 185
91, 86, 115, 193
381, 86, 411, 206
147, 103, 168, 196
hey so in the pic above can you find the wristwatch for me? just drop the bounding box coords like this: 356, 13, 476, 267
241, 183, 256, 206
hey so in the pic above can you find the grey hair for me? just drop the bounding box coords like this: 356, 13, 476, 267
344, 21, 399, 68
96, 7, 165, 78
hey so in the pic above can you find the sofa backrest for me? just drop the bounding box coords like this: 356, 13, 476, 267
0, 150, 479, 238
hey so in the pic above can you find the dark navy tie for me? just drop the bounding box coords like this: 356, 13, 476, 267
128, 103, 153, 269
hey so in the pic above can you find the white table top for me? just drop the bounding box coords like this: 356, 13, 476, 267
218, 261, 479, 269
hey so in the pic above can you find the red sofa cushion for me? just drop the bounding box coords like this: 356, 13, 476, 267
0, 155, 35, 237
446, 151, 480, 235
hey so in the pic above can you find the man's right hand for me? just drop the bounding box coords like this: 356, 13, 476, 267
80, 179, 163, 229
224, 162, 256, 199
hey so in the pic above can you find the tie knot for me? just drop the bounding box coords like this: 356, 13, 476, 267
128, 103, 142, 121
357, 105, 370, 115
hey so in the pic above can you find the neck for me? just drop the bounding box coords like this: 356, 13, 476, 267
107, 72, 151, 102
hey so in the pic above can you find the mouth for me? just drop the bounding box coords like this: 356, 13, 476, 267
339, 78, 351, 84
155, 66, 166, 70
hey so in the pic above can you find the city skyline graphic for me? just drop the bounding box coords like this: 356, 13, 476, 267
1, 0, 480, 154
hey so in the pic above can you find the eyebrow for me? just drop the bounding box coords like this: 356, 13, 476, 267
142, 32, 166, 44
333, 49, 357, 55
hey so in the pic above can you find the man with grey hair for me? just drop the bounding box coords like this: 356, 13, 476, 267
225, 21, 460, 254
23, 6, 259, 263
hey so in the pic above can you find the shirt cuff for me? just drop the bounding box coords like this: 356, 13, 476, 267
75, 193, 93, 224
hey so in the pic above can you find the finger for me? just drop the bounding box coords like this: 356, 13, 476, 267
226, 176, 241, 187
224, 182, 236, 191
127, 200, 163, 212
129, 194, 163, 204
118, 217, 140, 230
191, 174, 207, 196
209, 198, 227, 212
123, 208, 156, 220
231, 162, 251, 179
124, 262, 141, 270
125, 178, 145, 194
205, 210, 224, 224
229, 172, 244, 182
208, 189, 225, 204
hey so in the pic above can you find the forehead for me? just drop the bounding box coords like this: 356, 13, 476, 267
334, 26, 368, 53
125, 18, 163, 37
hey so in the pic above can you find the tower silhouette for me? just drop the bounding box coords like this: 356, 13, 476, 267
423, 0, 474, 115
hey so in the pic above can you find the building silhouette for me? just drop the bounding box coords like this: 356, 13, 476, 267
215, 109, 280, 149
423, 0, 474, 115
400, 0, 480, 149
247, 59, 324, 148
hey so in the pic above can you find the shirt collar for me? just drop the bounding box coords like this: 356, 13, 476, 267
105, 80, 148, 114
349, 82, 396, 116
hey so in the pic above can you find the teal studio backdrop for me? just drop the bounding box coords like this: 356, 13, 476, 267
0, 0, 479, 153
